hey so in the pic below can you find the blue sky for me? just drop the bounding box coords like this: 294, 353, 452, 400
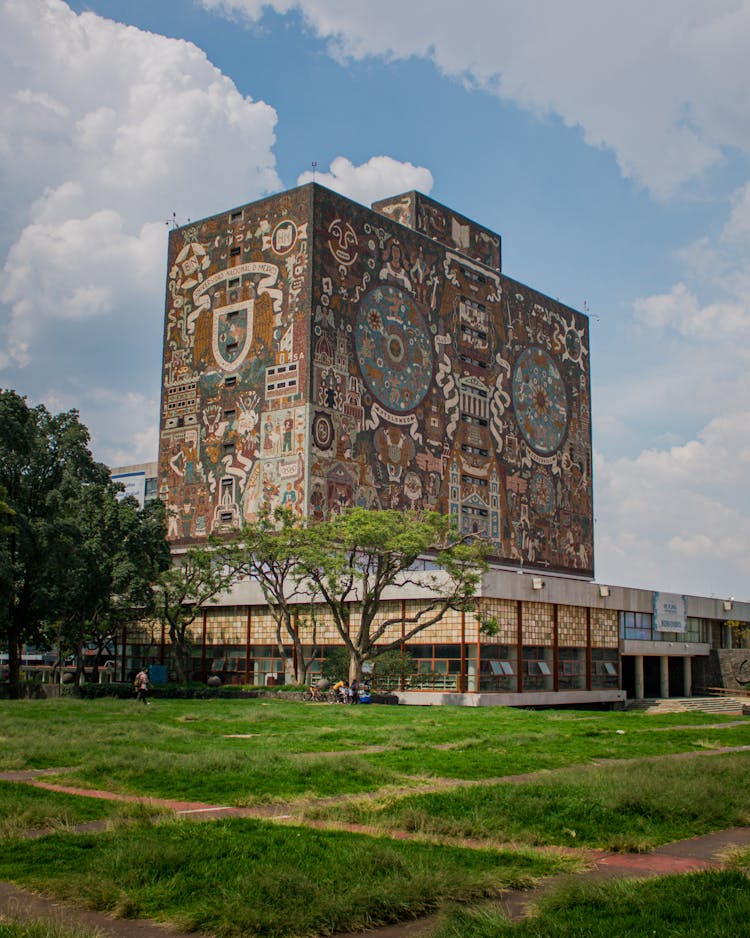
1, 0, 748, 599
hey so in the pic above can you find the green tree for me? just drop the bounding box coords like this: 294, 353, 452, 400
371, 648, 416, 690
297, 508, 488, 683
0, 390, 109, 696
153, 542, 233, 683
55, 491, 170, 683
320, 645, 349, 685
222, 509, 321, 683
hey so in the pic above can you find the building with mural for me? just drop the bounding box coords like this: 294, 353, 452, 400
150, 184, 747, 706
159, 184, 592, 578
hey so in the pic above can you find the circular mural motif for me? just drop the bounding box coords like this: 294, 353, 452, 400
271, 220, 297, 255
355, 284, 433, 413
512, 347, 569, 455
311, 411, 334, 451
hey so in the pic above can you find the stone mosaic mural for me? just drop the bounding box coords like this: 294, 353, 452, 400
159, 183, 593, 577
310, 186, 592, 576
158, 188, 311, 544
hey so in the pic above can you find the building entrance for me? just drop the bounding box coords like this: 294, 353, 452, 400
622, 654, 689, 700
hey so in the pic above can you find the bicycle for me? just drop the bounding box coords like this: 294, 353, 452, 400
303, 686, 334, 702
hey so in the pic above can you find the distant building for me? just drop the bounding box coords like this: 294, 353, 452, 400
110, 462, 158, 509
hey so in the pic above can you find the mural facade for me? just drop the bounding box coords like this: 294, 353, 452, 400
158, 188, 311, 545
372, 191, 502, 271
159, 183, 593, 577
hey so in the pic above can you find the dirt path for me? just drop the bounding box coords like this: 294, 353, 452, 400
329, 827, 750, 938
7, 742, 750, 824
3, 826, 748, 938
0, 880, 203, 938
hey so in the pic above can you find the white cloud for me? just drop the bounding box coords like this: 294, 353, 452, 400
593, 177, 750, 599
595, 411, 750, 596
2, 212, 166, 366
633, 283, 750, 340
297, 155, 433, 206
0, 0, 280, 459
199, 0, 750, 600
201, 0, 750, 197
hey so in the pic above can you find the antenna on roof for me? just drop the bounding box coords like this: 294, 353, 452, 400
311, 161, 317, 183
583, 300, 600, 322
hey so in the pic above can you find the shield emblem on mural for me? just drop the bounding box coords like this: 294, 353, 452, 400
212, 302, 254, 372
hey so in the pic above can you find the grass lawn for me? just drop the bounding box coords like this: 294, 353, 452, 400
0, 782, 129, 839
0, 918, 102, 938
307, 751, 750, 851
0, 818, 576, 937
0, 697, 748, 936
1, 698, 748, 804
427, 870, 750, 937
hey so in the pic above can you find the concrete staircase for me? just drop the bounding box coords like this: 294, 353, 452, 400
626, 696, 748, 714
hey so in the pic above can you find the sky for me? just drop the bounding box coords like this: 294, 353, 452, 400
1, 0, 748, 600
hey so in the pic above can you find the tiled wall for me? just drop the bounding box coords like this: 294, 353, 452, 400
310, 186, 593, 577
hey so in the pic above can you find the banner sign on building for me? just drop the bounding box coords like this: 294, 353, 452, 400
112, 471, 146, 508
653, 592, 687, 633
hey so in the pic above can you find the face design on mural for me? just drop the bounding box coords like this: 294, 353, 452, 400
562, 319, 587, 365
327, 218, 358, 266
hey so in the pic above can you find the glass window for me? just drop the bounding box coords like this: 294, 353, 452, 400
619, 611, 652, 640
592, 648, 619, 688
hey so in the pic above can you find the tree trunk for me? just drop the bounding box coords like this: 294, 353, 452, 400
348, 653, 363, 685
7, 630, 21, 700
173, 645, 187, 683
74, 640, 86, 686
168, 625, 188, 683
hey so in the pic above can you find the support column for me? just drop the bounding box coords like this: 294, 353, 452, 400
585, 607, 592, 691
516, 600, 524, 694
660, 655, 669, 698
200, 609, 208, 684
683, 656, 693, 697
244, 607, 252, 685
634, 655, 644, 700
552, 604, 559, 692
459, 610, 467, 694
400, 599, 406, 692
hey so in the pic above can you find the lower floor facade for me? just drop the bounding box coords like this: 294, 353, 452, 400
116, 568, 749, 707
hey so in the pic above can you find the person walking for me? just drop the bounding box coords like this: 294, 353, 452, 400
134, 668, 150, 706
